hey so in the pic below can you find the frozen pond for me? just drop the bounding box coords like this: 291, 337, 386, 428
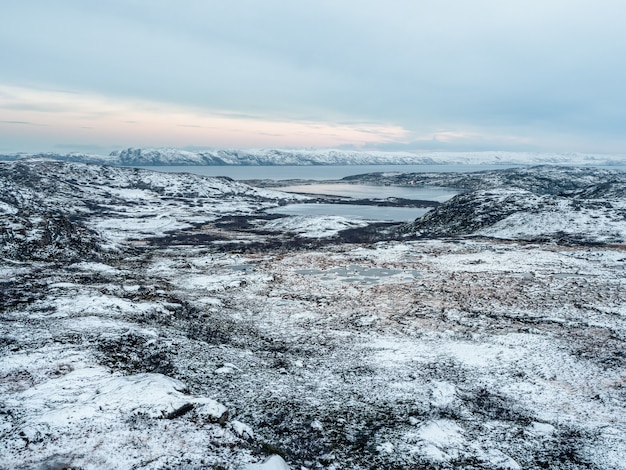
267, 203, 431, 222
277, 183, 458, 202
228, 264, 255, 273
269, 182, 455, 221
296, 264, 421, 284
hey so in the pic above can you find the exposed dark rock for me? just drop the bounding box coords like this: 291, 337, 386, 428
0, 213, 103, 262
164, 403, 195, 419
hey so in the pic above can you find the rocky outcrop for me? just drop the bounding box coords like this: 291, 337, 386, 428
394, 166, 626, 244
0, 213, 103, 262
400, 189, 544, 237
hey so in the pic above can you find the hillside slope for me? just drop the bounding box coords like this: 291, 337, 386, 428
0, 160, 301, 258
380, 166, 626, 244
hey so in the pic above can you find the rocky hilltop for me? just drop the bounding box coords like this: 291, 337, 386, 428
343, 166, 626, 244
0, 159, 300, 261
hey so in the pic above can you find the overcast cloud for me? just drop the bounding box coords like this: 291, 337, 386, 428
1, 0, 625, 154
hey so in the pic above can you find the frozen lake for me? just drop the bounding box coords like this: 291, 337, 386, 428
277, 183, 458, 202
266, 203, 431, 222
267, 180, 457, 222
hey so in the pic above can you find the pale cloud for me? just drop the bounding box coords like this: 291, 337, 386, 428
0, 85, 408, 152
1, 1, 626, 153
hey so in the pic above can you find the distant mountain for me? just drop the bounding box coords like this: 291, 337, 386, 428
0, 151, 119, 164
2, 148, 624, 166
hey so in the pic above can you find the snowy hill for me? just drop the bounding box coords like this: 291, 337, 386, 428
0, 159, 301, 259
2, 147, 625, 166
2, 161, 626, 468
388, 166, 626, 244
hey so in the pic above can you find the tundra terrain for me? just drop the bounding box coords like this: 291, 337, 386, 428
1, 161, 625, 469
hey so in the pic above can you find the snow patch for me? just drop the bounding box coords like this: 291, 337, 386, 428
244, 455, 290, 470
263, 215, 368, 238
16, 367, 228, 423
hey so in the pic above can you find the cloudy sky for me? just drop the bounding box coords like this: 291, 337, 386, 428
1, 0, 625, 154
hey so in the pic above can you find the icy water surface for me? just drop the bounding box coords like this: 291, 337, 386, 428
228, 264, 255, 272
266, 203, 431, 222
296, 264, 421, 284
277, 183, 458, 201
139, 165, 461, 221
269, 183, 456, 221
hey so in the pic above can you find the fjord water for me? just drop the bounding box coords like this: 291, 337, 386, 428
266, 182, 456, 222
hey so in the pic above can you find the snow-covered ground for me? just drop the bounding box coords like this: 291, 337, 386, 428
1, 161, 625, 469
2, 240, 625, 469
394, 166, 626, 245
0, 159, 305, 255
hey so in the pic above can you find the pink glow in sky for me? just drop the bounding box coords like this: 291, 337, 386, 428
0, 85, 408, 153
2, 1, 626, 155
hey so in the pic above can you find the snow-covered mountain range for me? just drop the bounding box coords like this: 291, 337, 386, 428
2, 147, 624, 166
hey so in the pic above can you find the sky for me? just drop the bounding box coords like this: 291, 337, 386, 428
1, 0, 625, 155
